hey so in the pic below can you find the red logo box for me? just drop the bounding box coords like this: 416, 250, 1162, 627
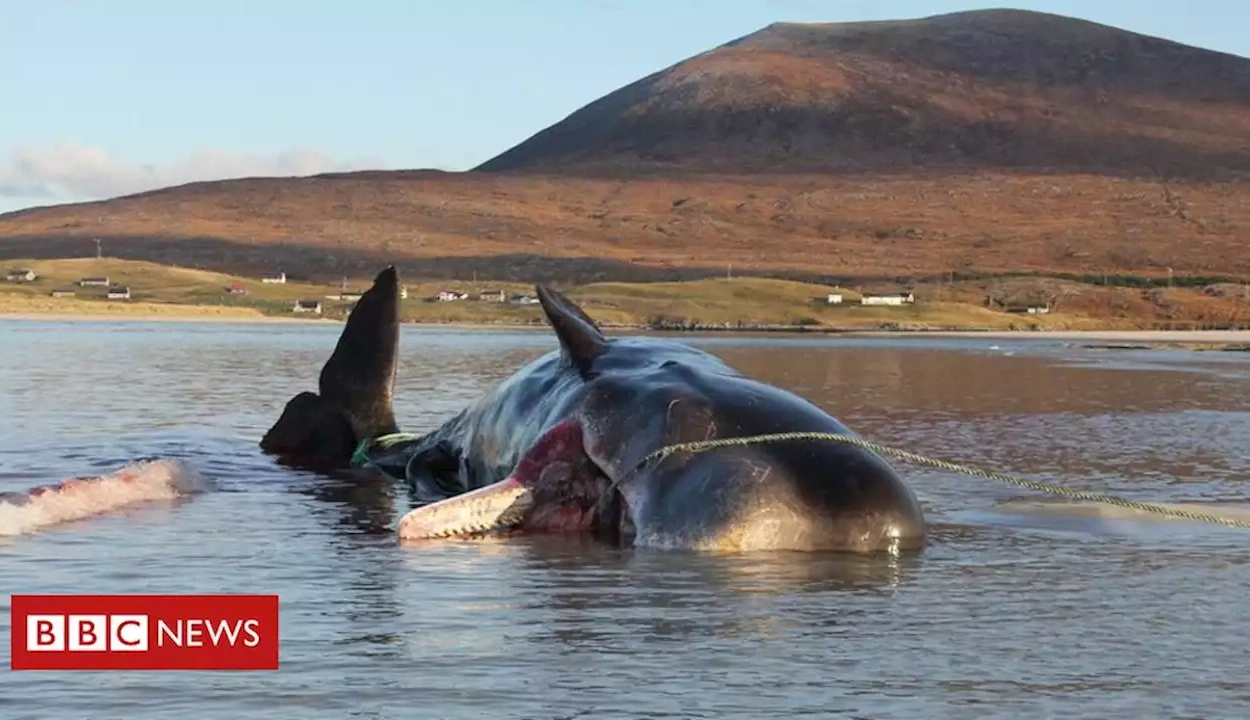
10, 594, 279, 671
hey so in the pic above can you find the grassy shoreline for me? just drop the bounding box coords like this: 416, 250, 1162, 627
1, 258, 1246, 344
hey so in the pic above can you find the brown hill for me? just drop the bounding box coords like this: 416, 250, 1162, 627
476, 9, 1250, 177
1, 9, 1248, 292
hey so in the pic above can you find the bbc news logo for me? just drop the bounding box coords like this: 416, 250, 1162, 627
10, 594, 279, 671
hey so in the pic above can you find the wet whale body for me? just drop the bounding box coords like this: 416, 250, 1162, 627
261, 267, 926, 553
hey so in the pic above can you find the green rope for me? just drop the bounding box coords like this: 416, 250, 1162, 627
350, 432, 421, 468
639, 431, 1250, 531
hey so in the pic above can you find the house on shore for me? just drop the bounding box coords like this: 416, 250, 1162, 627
1005, 304, 1052, 315
825, 293, 843, 305
262, 272, 287, 284
107, 286, 131, 300
50, 288, 76, 298
860, 292, 915, 306
437, 290, 468, 302
6, 268, 36, 282
478, 289, 507, 302
227, 282, 248, 295
293, 299, 322, 314
79, 276, 110, 287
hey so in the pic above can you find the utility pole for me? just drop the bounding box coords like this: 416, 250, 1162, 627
727, 263, 732, 280
1166, 267, 1173, 288
94, 238, 102, 260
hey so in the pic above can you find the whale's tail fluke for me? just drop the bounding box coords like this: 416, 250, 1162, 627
261, 266, 401, 469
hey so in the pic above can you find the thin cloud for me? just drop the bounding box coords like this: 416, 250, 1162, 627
0, 142, 383, 201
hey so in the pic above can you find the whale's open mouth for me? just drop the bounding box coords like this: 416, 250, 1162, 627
396, 418, 620, 542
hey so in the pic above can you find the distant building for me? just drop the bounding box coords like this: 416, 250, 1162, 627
861, 292, 915, 306
825, 293, 843, 305
6, 268, 36, 282
340, 291, 363, 302
399, 285, 409, 300
50, 288, 76, 298
293, 299, 322, 314
106, 286, 131, 300
478, 289, 507, 302
227, 282, 248, 295
1005, 305, 1051, 315
262, 272, 287, 284
437, 291, 468, 302
79, 276, 110, 287
509, 293, 540, 305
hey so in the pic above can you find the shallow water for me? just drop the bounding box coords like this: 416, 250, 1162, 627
1, 321, 1248, 719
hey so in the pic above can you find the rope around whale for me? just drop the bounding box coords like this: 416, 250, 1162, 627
635, 432, 1250, 531
357, 429, 1250, 531
351, 432, 421, 468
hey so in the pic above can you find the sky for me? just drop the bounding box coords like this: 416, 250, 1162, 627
0, 0, 1246, 214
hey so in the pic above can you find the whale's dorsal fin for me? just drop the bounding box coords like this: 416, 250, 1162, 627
535, 284, 607, 376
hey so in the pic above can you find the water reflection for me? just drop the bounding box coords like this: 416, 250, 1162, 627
298, 470, 398, 536
392, 537, 923, 655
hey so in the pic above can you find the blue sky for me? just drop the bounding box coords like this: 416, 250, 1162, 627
0, 0, 1245, 214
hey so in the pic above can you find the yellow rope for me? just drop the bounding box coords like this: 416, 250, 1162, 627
640, 431, 1250, 531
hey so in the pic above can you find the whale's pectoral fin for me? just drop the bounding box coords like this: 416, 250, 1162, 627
535, 284, 607, 376
262, 266, 403, 469
260, 391, 359, 469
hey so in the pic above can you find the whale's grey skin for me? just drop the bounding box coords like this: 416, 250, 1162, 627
261, 267, 927, 553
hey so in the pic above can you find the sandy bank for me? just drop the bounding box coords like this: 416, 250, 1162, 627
846, 329, 1250, 343
0, 308, 1245, 346
0, 311, 335, 325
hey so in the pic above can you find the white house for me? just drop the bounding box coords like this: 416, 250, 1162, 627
478, 289, 507, 302
510, 293, 540, 305
825, 293, 843, 305
106, 286, 131, 300
437, 291, 469, 302
861, 292, 915, 306
1006, 305, 1052, 315
399, 285, 409, 300
262, 272, 287, 284
6, 268, 36, 282
293, 299, 322, 314
79, 276, 110, 287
